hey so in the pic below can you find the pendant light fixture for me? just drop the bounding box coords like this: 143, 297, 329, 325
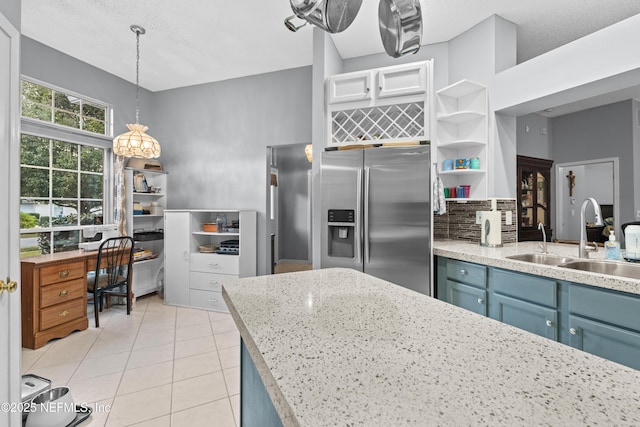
113, 25, 161, 158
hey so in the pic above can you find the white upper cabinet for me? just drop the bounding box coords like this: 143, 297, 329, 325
328, 71, 374, 105
377, 62, 428, 99
326, 60, 432, 146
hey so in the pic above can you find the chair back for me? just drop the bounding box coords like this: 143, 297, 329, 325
93, 236, 134, 291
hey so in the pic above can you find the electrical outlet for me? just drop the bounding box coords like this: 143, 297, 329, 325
505, 210, 513, 225
476, 211, 482, 225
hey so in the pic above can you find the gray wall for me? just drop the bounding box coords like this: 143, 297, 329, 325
150, 67, 313, 275
551, 100, 635, 227
273, 144, 311, 261
0, 0, 20, 30
517, 113, 552, 159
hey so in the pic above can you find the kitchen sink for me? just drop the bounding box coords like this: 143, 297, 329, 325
506, 253, 575, 266
558, 260, 640, 279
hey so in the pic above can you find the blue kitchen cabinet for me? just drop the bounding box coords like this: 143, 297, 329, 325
447, 280, 487, 316
436, 257, 487, 315
489, 268, 559, 341
567, 283, 640, 370
436, 256, 640, 370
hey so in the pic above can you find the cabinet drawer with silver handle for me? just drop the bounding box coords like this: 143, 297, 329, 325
446, 259, 487, 288
190, 253, 239, 275
189, 271, 238, 292
189, 289, 228, 312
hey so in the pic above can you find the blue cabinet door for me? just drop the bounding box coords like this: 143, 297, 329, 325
491, 294, 558, 340
446, 280, 487, 316
568, 315, 640, 371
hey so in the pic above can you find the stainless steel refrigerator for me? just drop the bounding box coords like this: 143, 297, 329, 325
321, 146, 431, 295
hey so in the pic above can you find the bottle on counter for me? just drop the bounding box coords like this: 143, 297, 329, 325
605, 230, 621, 260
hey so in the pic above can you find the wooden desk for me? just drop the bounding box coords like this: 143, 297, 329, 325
21, 249, 133, 349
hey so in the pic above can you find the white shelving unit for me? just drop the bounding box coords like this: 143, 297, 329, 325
435, 80, 488, 200
125, 168, 168, 299
164, 209, 256, 312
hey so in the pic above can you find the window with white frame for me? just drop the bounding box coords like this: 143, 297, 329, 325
20, 79, 113, 257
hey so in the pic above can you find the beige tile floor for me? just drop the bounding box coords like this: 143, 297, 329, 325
21, 294, 240, 427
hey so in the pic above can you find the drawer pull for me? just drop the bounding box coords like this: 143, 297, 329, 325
208, 280, 219, 285
460, 269, 467, 275
477, 298, 484, 304
208, 262, 220, 269
569, 328, 577, 335
545, 320, 553, 327
58, 310, 69, 318
208, 298, 218, 303
58, 270, 70, 278
59, 289, 69, 297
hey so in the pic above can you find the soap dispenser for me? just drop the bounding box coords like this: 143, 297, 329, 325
605, 230, 621, 260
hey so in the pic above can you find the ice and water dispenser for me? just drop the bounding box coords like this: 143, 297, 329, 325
326, 209, 355, 258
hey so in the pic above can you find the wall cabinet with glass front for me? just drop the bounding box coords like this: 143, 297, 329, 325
517, 155, 553, 241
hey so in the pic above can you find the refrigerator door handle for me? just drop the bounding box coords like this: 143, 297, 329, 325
364, 166, 370, 264
356, 168, 363, 264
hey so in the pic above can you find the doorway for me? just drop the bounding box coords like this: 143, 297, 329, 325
555, 157, 620, 243
266, 143, 313, 274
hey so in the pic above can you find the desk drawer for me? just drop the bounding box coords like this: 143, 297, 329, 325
190, 253, 239, 275
190, 272, 237, 292
189, 289, 228, 312
40, 299, 84, 331
40, 262, 85, 285
40, 278, 85, 309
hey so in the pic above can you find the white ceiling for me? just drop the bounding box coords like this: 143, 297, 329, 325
20, 0, 640, 92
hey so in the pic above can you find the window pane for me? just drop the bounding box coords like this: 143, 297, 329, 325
83, 102, 105, 121
52, 170, 77, 198
20, 232, 44, 258
22, 99, 52, 121
82, 118, 105, 134
21, 135, 49, 167
52, 140, 78, 170
80, 146, 104, 173
80, 201, 103, 225
54, 92, 80, 113
53, 230, 79, 253
19, 200, 51, 228
22, 81, 52, 105
51, 201, 78, 227
21, 167, 49, 198
37, 232, 51, 255
54, 110, 80, 129
81, 173, 102, 199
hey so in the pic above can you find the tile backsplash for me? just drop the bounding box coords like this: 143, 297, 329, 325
434, 199, 517, 243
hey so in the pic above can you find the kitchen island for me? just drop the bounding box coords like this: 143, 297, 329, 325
223, 267, 640, 426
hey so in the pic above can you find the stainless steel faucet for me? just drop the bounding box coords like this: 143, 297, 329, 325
538, 223, 547, 254
579, 197, 604, 258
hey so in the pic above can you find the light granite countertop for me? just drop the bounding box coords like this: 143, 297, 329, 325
434, 240, 640, 295
223, 268, 640, 426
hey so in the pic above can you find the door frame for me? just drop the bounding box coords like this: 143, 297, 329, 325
554, 157, 619, 242
0, 10, 22, 427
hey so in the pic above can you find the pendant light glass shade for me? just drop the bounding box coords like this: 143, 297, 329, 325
113, 123, 161, 158
113, 25, 160, 159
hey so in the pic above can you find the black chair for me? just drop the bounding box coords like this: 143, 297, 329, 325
88, 236, 134, 327
621, 222, 640, 237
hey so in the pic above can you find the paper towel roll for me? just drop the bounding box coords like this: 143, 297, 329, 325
480, 211, 503, 247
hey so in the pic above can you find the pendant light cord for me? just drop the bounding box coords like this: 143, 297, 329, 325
135, 27, 140, 124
